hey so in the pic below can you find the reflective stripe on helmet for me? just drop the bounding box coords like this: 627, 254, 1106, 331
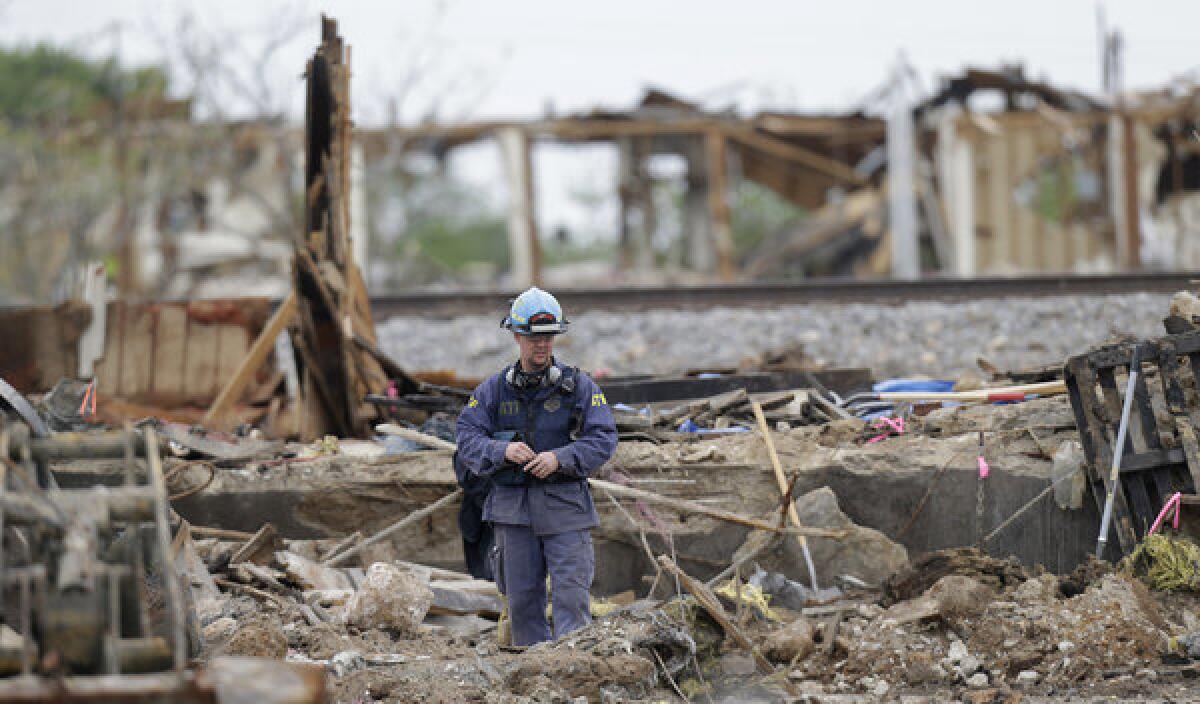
503, 287, 569, 335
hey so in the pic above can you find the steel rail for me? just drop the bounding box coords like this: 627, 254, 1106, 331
369, 272, 1199, 318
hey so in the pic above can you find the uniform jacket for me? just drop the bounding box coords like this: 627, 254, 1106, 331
455, 361, 618, 535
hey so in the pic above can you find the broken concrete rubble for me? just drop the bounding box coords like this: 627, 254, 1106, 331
344, 563, 434, 635
754, 486, 910, 587
11, 392, 1200, 703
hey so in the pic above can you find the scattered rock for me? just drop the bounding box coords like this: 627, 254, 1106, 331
344, 562, 433, 635
330, 650, 365, 677
1016, 669, 1039, 686
202, 616, 238, 643
966, 672, 989, 688
929, 575, 994, 621
888, 575, 995, 626
903, 651, 948, 685
763, 617, 815, 663
961, 689, 1004, 704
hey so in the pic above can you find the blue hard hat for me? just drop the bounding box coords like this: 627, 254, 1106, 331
502, 287, 569, 335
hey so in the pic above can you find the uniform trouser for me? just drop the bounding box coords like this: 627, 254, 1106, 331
493, 523, 595, 646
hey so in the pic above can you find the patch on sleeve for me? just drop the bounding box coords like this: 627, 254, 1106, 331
467, 397, 479, 408
591, 392, 608, 407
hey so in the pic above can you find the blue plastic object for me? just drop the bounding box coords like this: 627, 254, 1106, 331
872, 378, 955, 394
677, 418, 750, 435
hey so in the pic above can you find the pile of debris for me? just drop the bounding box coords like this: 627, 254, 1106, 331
179, 516, 1200, 703
613, 388, 834, 438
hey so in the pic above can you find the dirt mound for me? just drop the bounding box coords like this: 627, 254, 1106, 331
883, 547, 1030, 604
837, 572, 1167, 694
1059, 555, 1114, 597
507, 651, 656, 700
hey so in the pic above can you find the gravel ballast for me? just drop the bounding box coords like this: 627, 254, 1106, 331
377, 292, 1172, 381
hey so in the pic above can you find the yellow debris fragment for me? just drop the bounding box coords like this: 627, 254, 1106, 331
1123, 533, 1200, 592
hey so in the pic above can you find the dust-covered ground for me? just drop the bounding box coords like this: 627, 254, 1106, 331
180, 391, 1200, 703
377, 293, 1170, 379
199, 555, 1200, 703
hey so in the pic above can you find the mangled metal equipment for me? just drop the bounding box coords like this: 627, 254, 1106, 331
0, 422, 329, 702
0, 423, 187, 678
1064, 330, 1200, 558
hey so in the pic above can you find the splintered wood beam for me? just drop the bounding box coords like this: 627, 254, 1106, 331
202, 291, 296, 428
229, 523, 280, 566
720, 123, 867, 185
323, 488, 464, 566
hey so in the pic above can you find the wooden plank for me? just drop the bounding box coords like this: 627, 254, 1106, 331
1097, 368, 1135, 454
202, 292, 296, 428
375, 424, 456, 451
153, 304, 188, 399
985, 135, 1013, 271
705, 130, 736, 281
591, 477, 840, 537
94, 303, 121, 396
1132, 369, 1163, 451
1154, 342, 1200, 493
182, 320, 220, 402
1012, 129, 1037, 271
719, 123, 865, 186
1149, 468, 1177, 517
215, 325, 250, 401
1068, 358, 1138, 553
230, 523, 281, 566
1124, 477, 1154, 537
119, 306, 154, 399
324, 489, 464, 567
750, 401, 816, 586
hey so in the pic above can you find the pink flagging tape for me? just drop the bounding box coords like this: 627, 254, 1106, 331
977, 456, 990, 479
1148, 492, 1183, 537
866, 416, 906, 444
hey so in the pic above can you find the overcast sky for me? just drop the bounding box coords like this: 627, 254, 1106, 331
4, 0, 1198, 123
4, 0, 1198, 240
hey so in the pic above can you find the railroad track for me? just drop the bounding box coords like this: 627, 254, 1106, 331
371, 272, 1199, 318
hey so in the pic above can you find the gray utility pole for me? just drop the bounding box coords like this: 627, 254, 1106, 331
887, 57, 920, 280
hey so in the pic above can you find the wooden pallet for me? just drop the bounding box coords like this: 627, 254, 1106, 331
1064, 330, 1200, 558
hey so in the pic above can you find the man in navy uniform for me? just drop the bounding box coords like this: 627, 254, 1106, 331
455, 287, 617, 646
